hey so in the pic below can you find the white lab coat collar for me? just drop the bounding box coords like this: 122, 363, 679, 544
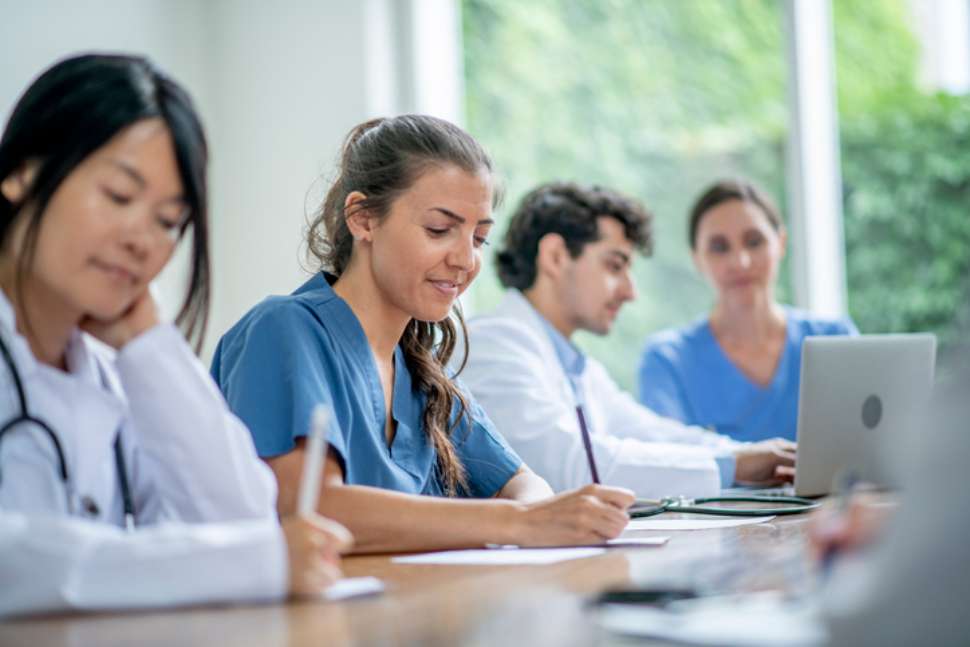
0, 289, 127, 500
493, 289, 554, 337
490, 289, 576, 401
0, 288, 121, 394
493, 290, 561, 355
0, 289, 42, 383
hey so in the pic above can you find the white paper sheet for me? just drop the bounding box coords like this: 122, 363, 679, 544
323, 576, 385, 601
625, 516, 775, 531
392, 547, 606, 565
606, 536, 669, 547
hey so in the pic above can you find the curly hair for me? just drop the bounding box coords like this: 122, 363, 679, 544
495, 181, 653, 290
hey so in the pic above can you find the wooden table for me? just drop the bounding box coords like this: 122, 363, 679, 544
0, 509, 819, 646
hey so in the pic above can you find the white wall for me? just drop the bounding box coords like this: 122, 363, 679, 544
0, 0, 460, 359
0, 2, 209, 106
201, 1, 374, 358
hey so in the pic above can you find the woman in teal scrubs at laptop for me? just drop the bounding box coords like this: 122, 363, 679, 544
213, 115, 633, 553
638, 179, 857, 443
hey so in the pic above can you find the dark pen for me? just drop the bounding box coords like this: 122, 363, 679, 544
576, 404, 601, 484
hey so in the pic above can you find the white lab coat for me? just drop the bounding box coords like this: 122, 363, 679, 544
459, 290, 740, 498
0, 293, 286, 617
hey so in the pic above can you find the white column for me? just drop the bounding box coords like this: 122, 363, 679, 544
362, 0, 402, 118
406, 0, 465, 124
359, 0, 464, 122
784, 0, 848, 317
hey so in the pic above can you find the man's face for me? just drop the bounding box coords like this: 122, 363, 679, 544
557, 217, 637, 336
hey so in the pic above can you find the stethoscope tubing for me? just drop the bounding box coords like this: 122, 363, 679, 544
0, 329, 135, 527
0, 334, 70, 483
630, 495, 821, 518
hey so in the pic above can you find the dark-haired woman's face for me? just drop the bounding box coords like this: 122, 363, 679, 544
369, 164, 493, 322
8, 118, 186, 323
692, 198, 785, 306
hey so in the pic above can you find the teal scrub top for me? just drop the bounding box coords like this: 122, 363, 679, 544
211, 273, 522, 497
638, 307, 858, 443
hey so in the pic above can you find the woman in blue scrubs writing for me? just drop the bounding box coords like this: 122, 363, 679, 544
637, 179, 857, 442
213, 115, 634, 552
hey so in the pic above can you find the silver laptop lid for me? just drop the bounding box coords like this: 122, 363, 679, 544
794, 333, 936, 496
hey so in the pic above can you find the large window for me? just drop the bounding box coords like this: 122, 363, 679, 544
463, 0, 790, 390
463, 0, 970, 390
835, 1, 970, 351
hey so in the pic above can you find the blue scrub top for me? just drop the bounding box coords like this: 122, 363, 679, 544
637, 308, 858, 442
211, 273, 522, 497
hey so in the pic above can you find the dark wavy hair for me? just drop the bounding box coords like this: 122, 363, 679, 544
0, 53, 210, 350
305, 114, 497, 496
496, 181, 653, 290
688, 178, 782, 250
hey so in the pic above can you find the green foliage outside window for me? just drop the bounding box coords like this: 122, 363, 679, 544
842, 93, 970, 347
462, 0, 968, 390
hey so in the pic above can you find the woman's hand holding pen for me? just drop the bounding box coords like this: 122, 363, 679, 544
282, 513, 353, 597
512, 484, 634, 546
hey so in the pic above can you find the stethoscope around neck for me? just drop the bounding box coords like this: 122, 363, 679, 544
0, 331, 136, 530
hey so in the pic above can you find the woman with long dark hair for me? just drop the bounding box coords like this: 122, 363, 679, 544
0, 54, 350, 617
213, 115, 635, 553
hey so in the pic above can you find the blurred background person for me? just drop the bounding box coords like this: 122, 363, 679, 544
638, 179, 857, 442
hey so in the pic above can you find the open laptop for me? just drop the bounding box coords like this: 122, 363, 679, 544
790, 333, 937, 496
724, 333, 937, 498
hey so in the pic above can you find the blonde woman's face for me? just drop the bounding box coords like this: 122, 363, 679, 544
369, 164, 493, 322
